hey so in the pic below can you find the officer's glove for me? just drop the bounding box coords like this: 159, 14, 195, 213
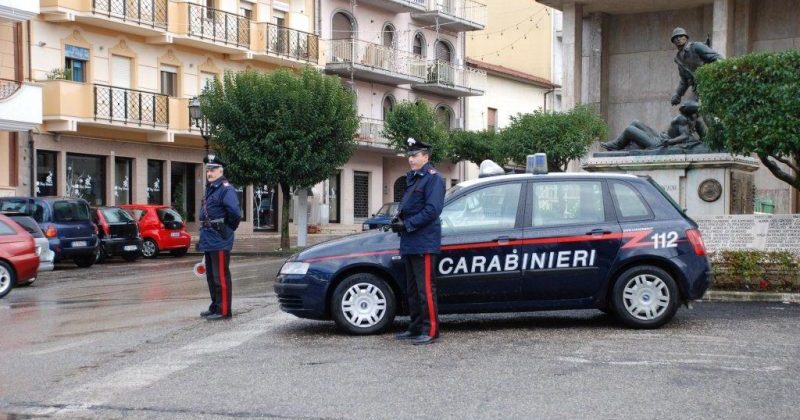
670, 94, 681, 106
390, 217, 406, 234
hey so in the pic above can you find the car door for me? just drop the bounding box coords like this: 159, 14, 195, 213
436, 180, 526, 305
521, 179, 621, 301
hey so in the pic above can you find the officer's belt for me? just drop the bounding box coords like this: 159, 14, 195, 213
202, 218, 225, 227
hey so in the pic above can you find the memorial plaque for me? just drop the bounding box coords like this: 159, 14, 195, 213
698, 178, 722, 202
695, 214, 800, 254
730, 171, 755, 214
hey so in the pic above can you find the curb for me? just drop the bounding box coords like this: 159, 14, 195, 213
188, 251, 294, 258
702, 290, 800, 303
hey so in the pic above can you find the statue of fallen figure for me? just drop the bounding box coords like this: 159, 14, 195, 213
601, 101, 710, 152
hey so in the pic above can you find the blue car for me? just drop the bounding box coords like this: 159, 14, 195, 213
275, 163, 712, 335
362, 202, 400, 231
0, 197, 99, 268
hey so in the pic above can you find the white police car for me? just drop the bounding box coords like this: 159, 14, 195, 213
275, 155, 712, 334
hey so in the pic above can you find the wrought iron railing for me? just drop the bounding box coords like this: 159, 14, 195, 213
358, 118, 390, 147
424, 60, 487, 92
430, 0, 487, 26
94, 84, 169, 127
328, 39, 426, 80
92, 0, 168, 29
265, 22, 319, 63
188, 3, 250, 47
0, 78, 21, 101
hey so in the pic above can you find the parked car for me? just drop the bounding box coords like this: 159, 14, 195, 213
119, 205, 191, 258
91, 207, 143, 263
3, 212, 55, 273
362, 202, 400, 231
0, 197, 99, 268
0, 213, 40, 298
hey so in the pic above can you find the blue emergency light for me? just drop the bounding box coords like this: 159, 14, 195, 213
526, 153, 547, 175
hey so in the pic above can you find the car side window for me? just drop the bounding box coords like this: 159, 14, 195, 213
611, 182, 652, 220
531, 181, 604, 227
0, 220, 16, 235
441, 182, 521, 235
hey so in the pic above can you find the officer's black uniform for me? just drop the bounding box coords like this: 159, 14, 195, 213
392, 138, 446, 345
198, 154, 241, 320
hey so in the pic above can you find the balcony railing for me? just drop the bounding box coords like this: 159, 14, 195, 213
94, 84, 168, 128
0, 79, 21, 101
188, 3, 250, 48
432, 0, 487, 27
92, 0, 168, 29
265, 22, 319, 63
328, 39, 426, 80
357, 118, 391, 147
424, 60, 487, 92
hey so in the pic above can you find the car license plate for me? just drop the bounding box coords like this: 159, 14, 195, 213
171, 232, 180, 238
123, 245, 138, 251
72, 241, 87, 247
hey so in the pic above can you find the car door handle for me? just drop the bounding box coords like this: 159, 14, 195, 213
586, 228, 612, 235
494, 236, 518, 244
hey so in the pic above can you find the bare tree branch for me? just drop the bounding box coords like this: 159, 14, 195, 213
758, 153, 800, 190
770, 154, 800, 174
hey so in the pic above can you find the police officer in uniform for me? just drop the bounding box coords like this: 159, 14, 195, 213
670, 27, 721, 106
199, 154, 241, 321
392, 138, 446, 345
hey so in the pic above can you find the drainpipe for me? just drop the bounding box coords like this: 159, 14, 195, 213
26, 21, 32, 81
543, 87, 555, 112
315, 0, 321, 36
28, 130, 35, 196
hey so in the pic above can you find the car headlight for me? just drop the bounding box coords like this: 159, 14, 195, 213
280, 261, 310, 275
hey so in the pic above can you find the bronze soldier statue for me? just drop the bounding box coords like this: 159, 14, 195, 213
670, 27, 721, 106
601, 101, 706, 151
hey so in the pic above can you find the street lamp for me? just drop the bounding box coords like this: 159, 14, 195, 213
189, 96, 211, 154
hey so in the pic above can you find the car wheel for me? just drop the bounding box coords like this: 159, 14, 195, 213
0, 261, 14, 298
74, 254, 96, 268
331, 273, 396, 335
611, 265, 679, 329
142, 239, 159, 259
170, 248, 188, 258
95, 246, 107, 263
122, 252, 140, 262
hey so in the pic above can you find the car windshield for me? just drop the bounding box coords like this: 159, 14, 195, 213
8, 216, 44, 238
102, 207, 134, 223
376, 203, 398, 216
53, 201, 90, 222
157, 208, 183, 223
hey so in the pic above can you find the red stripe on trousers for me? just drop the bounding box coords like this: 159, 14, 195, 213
219, 250, 228, 316
424, 254, 437, 337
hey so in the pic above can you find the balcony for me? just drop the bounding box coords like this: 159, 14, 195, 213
180, 2, 251, 53
354, 0, 427, 13
325, 39, 426, 85
412, 60, 486, 97
0, 79, 42, 131
257, 22, 319, 66
411, 0, 487, 32
41, 0, 168, 38
93, 84, 168, 128
0, 0, 39, 22
357, 118, 392, 151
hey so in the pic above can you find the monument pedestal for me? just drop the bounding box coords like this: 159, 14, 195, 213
582, 153, 760, 215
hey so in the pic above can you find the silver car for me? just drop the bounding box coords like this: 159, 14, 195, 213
5, 214, 55, 273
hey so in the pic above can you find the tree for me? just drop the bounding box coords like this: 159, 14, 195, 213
201, 67, 358, 249
696, 50, 800, 190
499, 105, 607, 172
446, 129, 504, 166
383, 100, 448, 163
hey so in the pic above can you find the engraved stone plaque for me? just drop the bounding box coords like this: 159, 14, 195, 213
730, 171, 755, 214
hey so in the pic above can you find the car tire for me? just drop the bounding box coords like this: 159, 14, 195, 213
331, 273, 396, 335
611, 265, 679, 329
95, 246, 107, 263
142, 239, 159, 259
0, 261, 15, 298
122, 252, 140, 262
170, 248, 188, 258
74, 254, 96, 268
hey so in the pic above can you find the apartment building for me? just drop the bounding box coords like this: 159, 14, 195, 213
317, 0, 488, 225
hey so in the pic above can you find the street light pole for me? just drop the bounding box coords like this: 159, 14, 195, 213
188, 96, 211, 155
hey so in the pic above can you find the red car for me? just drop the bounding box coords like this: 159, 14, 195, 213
119, 205, 191, 258
0, 213, 40, 298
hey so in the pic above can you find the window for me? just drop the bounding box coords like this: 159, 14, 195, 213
435, 105, 453, 130
0, 221, 15, 236
531, 181, 604, 227
441, 182, 521, 235
157, 207, 183, 223
434, 40, 452, 62
114, 158, 133, 205
8, 216, 43, 238
487, 107, 498, 132
239, 1, 252, 19
160, 65, 178, 97
382, 95, 395, 120
36, 150, 58, 197
101, 208, 134, 224
413, 32, 426, 56
611, 182, 652, 220
382, 24, 395, 47
205, 0, 216, 18
147, 160, 164, 204
171, 162, 197, 222
201, 72, 217, 92
66, 154, 106, 206
53, 201, 90, 222
65, 45, 89, 82
331, 11, 355, 40
0, 198, 29, 213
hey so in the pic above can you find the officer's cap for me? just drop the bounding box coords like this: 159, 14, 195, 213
671, 27, 688, 42
406, 137, 432, 156
203, 153, 225, 169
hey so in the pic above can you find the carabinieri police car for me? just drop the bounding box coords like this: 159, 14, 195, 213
275, 155, 712, 335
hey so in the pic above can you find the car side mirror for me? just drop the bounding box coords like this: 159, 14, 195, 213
371, 213, 375, 217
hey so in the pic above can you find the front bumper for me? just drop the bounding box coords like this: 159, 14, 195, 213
274, 274, 328, 320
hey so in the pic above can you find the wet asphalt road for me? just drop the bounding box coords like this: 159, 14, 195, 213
2, 256, 800, 419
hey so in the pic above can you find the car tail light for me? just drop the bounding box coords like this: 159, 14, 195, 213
45, 225, 57, 238
686, 229, 706, 256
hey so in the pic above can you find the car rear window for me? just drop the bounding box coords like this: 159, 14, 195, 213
0, 220, 16, 235
8, 216, 44, 238
157, 208, 183, 223
53, 201, 90, 222
102, 208, 134, 223
0, 199, 28, 213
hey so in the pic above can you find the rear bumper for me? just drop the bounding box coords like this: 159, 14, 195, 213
10, 252, 39, 283
102, 238, 143, 255
50, 236, 99, 260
